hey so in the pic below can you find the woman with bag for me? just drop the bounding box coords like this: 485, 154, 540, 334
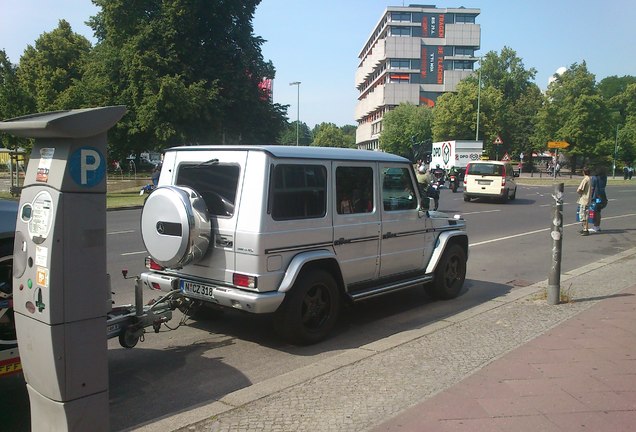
590, 167, 608, 232
577, 167, 592, 236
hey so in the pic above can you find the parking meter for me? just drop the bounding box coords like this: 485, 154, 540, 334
0, 106, 126, 431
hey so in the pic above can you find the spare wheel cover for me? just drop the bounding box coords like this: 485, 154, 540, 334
141, 185, 211, 268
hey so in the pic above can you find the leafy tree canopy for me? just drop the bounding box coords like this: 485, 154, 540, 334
380, 103, 433, 159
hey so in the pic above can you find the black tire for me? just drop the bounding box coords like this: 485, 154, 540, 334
0, 241, 16, 345
510, 188, 517, 200
426, 244, 467, 300
274, 269, 340, 345
463, 195, 470, 202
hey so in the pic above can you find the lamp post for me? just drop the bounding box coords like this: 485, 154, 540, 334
475, 57, 482, 141
289, 81, 301, 146
612, 124, 620, 179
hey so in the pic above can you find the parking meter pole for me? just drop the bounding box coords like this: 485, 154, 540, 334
0, 106, 126, 431
548, 183, 564, 305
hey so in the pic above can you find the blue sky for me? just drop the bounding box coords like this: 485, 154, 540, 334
1, 0, 635, 128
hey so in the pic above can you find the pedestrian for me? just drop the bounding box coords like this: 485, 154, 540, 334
624, 165, 629, 180
590, 167, 608, 233
629, 165, 634, 180
576, 167, 592, 236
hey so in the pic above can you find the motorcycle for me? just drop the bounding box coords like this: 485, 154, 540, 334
448, 174, 458, 193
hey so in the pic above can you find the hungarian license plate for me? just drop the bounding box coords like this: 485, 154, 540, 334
181, 280, 215, 299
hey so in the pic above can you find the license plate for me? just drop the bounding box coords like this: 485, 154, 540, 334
477, 180, 490, 185
181, 280, 215, 299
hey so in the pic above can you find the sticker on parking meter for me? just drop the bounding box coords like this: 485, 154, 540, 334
28, 191, 54, 243
36, 148, 55, 183
69, 146, 105, 187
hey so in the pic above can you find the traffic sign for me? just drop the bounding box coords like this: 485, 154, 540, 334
547, 141, 570, 149
501, 152, 511, 161
493, 135, 503, 145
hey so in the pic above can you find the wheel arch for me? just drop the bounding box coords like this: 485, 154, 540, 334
425, 231, 468, 274
278, 250, 344, 295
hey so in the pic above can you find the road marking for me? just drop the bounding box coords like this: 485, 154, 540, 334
121, 251, 147, 256
469, 213, 636, 247
462, 209, 502, 215
108, 230, 135, 235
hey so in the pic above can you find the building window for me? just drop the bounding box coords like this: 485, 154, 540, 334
391, 12, 411, 22
388, 73, 410, 83
455, 14, 476, 24
454, 47, 474, 56
453, 60, 473, 70
389, 59, 412, 70
390, 26, 412, 37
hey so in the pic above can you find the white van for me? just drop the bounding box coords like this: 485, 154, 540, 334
463, 160, 518, 202
139, 145, 469, 344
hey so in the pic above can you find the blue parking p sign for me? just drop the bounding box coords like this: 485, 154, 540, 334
68, 147, 106, 187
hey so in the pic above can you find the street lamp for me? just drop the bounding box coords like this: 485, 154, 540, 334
289, 81, 301, 146
475, 57, 482, 141
612, 124, 620, 179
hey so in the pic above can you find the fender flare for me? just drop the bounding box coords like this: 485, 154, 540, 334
278, 250, 340, 293
425, 231, 468, 274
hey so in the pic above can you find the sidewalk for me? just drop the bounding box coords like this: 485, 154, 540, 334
373, 284, 636, 431
138, 248, 636, 432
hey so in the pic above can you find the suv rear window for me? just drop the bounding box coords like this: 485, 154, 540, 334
176, 163, 240, 217
467, 163, 503, 176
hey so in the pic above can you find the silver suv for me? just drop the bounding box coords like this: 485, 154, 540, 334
140, 146, 468, 344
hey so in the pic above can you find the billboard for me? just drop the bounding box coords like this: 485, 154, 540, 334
420, 14, 446, 38
420, 46, 445, 84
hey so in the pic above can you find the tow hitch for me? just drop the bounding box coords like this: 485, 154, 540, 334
106, 269, 182, 348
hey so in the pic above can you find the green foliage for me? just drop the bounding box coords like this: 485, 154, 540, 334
16, 20, 92, 112
0, 49, 33, 149
313, 123, 354, 148
380, 103, 433, 158
278, 121, 312, 145
533, 62, 613, 169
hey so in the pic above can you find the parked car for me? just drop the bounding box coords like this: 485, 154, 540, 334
0, 199, 19, 376
139, 145, 469, 344
463, 160, 518, 202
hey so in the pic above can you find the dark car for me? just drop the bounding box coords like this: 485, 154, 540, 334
0, 199, 18, 375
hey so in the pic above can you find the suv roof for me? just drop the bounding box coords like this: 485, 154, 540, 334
165, 145, 409, 163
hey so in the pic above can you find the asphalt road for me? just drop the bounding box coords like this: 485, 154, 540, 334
5, 181, 636, 431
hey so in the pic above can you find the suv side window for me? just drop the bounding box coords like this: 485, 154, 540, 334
270, 164, 327, 220
176, 163, 240, 217
382, 167, 417, 211
336, 166, 374, 214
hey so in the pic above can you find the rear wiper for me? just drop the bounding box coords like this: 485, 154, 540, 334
194, 158, 219, 167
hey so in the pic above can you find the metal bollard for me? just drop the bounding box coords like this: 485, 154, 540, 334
548, 183, 564, 305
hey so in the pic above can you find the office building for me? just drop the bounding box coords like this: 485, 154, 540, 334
355, 4, 481, 150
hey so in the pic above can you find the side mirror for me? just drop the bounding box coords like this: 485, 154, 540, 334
513, 171, 520, 178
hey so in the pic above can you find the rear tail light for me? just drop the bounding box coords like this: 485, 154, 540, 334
464, 163, 470, 186
501, 165, 507, 186
233, 273, 257, 288
145, 256, 165, 271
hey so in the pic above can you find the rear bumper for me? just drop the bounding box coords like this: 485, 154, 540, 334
140, 272, 285, 314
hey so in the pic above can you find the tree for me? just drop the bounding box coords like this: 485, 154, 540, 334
462, 47, 541, 159
533, 62, 612, 170
88, 0, 288, 158
313, 123, 352, 148
0, 49, 33, 149
380, 103, 433, 159
278, 121, 312, 145
432, 80, 502, 157
16, 20, 92, 112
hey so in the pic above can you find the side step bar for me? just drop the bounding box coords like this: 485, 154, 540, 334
348, 274, 434, 302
